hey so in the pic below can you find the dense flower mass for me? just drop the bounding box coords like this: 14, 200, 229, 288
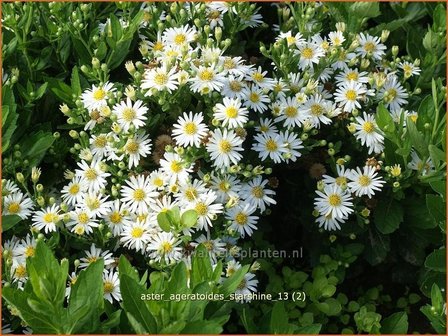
2, 2, 446, 334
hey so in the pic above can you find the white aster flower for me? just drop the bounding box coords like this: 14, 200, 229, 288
356, 33, 386, 60
113, 98, 148, 132
31, 204, 60, 233
380, 75, 408, 112
189, 64, 225, 94
191, 190, 223, 230
242, 85, 270, 113
3, 191, 34, 219
353, 112, 385, 154
206, 128, 244, 169
214, 97, 249, 128
172, 111, 209, 148
81, 82, 115, 112
159, 152, 194, 184
121, 175, 158, 214
314, 184, 354, 219
124, 132, 152, 168
147, 232, 183, 264
240, 176, 276, 213
120, 220, 152, 253
79, 244, 115, 270
61, 176, 87, 207
334, 81, 367, 112
252, 132, 287, 163
66, 209, 99, 236
226, 202, 259, 237
347, 166, 385, 198
76, 159, 110, 193
103, 270, 122, 303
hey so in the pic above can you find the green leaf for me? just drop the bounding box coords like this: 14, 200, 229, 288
119, 274, 157, 333
71, 66, 82, 96
428, 145, 446, 169
270, 302, 289, 333
349, 2, 380, 18
68, 259, 104, 334
376, 104, 396, 139
19, 130, 55, 168
219, 265, 250, 297
364, 228, 390, 265
406, 117, 429, 157
433, 4, 446, 30
295, 324, 322, 334
430, 180, 446, 199
2, 214, 22, 232
426, 194, 445, 225
191, 245, 213, 287
157, 212, 171, 232
374, 199, 403, 234
45, 76, 75, 106
381, 312, 409, 334
181, 320, 223, 334
118, 255, 140, 282
181, 209, 198, 228
425, 249, 446, 273
34, 82, 48, 100
126, 312, 148, 334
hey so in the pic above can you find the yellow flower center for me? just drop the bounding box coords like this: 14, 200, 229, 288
346, 72, 358, 81
208, 10, 221, 20
345, 89, 357, 101
110, 211, 122, 224
195, 202, 208, 216
364, 42, 375, 52
252, 72, 264, 83
229, 80, 242, 92
87, 256, 98, 263
25, 246, 35, 258
133, 189, 146, 201
153, 41, 164, 51
93, 88, 106, 101
362, 121, 375, 133
286, 36, 296, 45
78, 212, 89, 224
285, 106, 298, 118
223, 58, 236, 70
390, 165, 401, 177
335, 176, 347, 186
225, 106, 238, 118
358, 175, 371, 187
170, 161, 182, 173
153, 177, 163, 187
185, 188, 198, 201
328, 194, 341, 206
184, 122, 197, 135
199, 69, 214, 81
219, 140, 232, 153
74, 225, 85, 235
249, 92, 260, 103
235, 212, 248, 225
14, 265, 27, 279
7, 202, 20, 214
174, 33, 186, 45
131, 227, 144, 238
310, 104, 323, 116
126, 140, 139, 154
104, 281, 114, 294
301, 47, 314, 59
154, 73, 168, 86
86, 197, 100, 210
203, 241, 213, 250
265, 139, 278, 152
237, 278, 247, 290
84, 168, 98, 181
122, 107, 136, 122
219, 181, 230, 192
43, 212, 58, 223
252, 186, 264, 198
387, 88, 397, 100
160, 241, 173, 253
94, 135, 107, 148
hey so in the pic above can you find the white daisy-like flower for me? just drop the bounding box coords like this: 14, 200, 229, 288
79, 244, 115, 270
103, 270, 122, 303
31, 204, 60, 233
296, 41, 325, 70
214, 97, 249, 128
226, 202, 259, 237
353, 112, 385, 154
3, 191, 34, 219
172, 111, 209, 148
66, 209, 99, 235
347, 166, 385, 198
104, 200, 130, 236
162, 25, 196, 49
239, 176, 276, 213
276, 31, 305, 47
314, 184, 354, 219
210, 173, 241, 204
255, 118, 278, 136
159, 152, 194, 184
206, 7, 224, 29
175, 179, 207, 206
11, 260, 28, 284
380, 75, 409, 112
206, 128, 244, 169
124, 132, 152, 168
121, 175, 158, 214
242, 86, 270, 113
328, 31, 345, 46
61, 176, 87, 207
399, 61, 421, 77
148, 169, 169, 191
316, 213, 347, 231
81, 82, 115, 111
120, 220, 152, 253
356, 33, 386, 60
220, 56, 252, 77
322, 165, 350, 188
226, 259, 242, 277
149, 195, 179, 218
147, 232, 183, 264
280, 130, 304, 162
79, 191, 112, 218
191, 190, 223, 230
252, 132, 288, 163
275, 96, 307, 128
234, 272, 258, 302
142, 65, 179, 94
408, 150, 435, 176
16, 234, 37, 260
2, 179, 19, 196
334, 81, 367, 112
246, 66, 276, 91
302, 94, 332, 128
113, 98, 148, 132
335, 68, 369, 84
189, 64, 225, 94
76, 159, 110, 193
192, 234, 226, 264
89, 134, 110, 160
221, 75, 247, 99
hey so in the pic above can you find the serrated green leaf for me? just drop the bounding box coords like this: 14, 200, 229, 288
381, 312, 408, 334
425, 249, 446, 273
2, 214, 22, 232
